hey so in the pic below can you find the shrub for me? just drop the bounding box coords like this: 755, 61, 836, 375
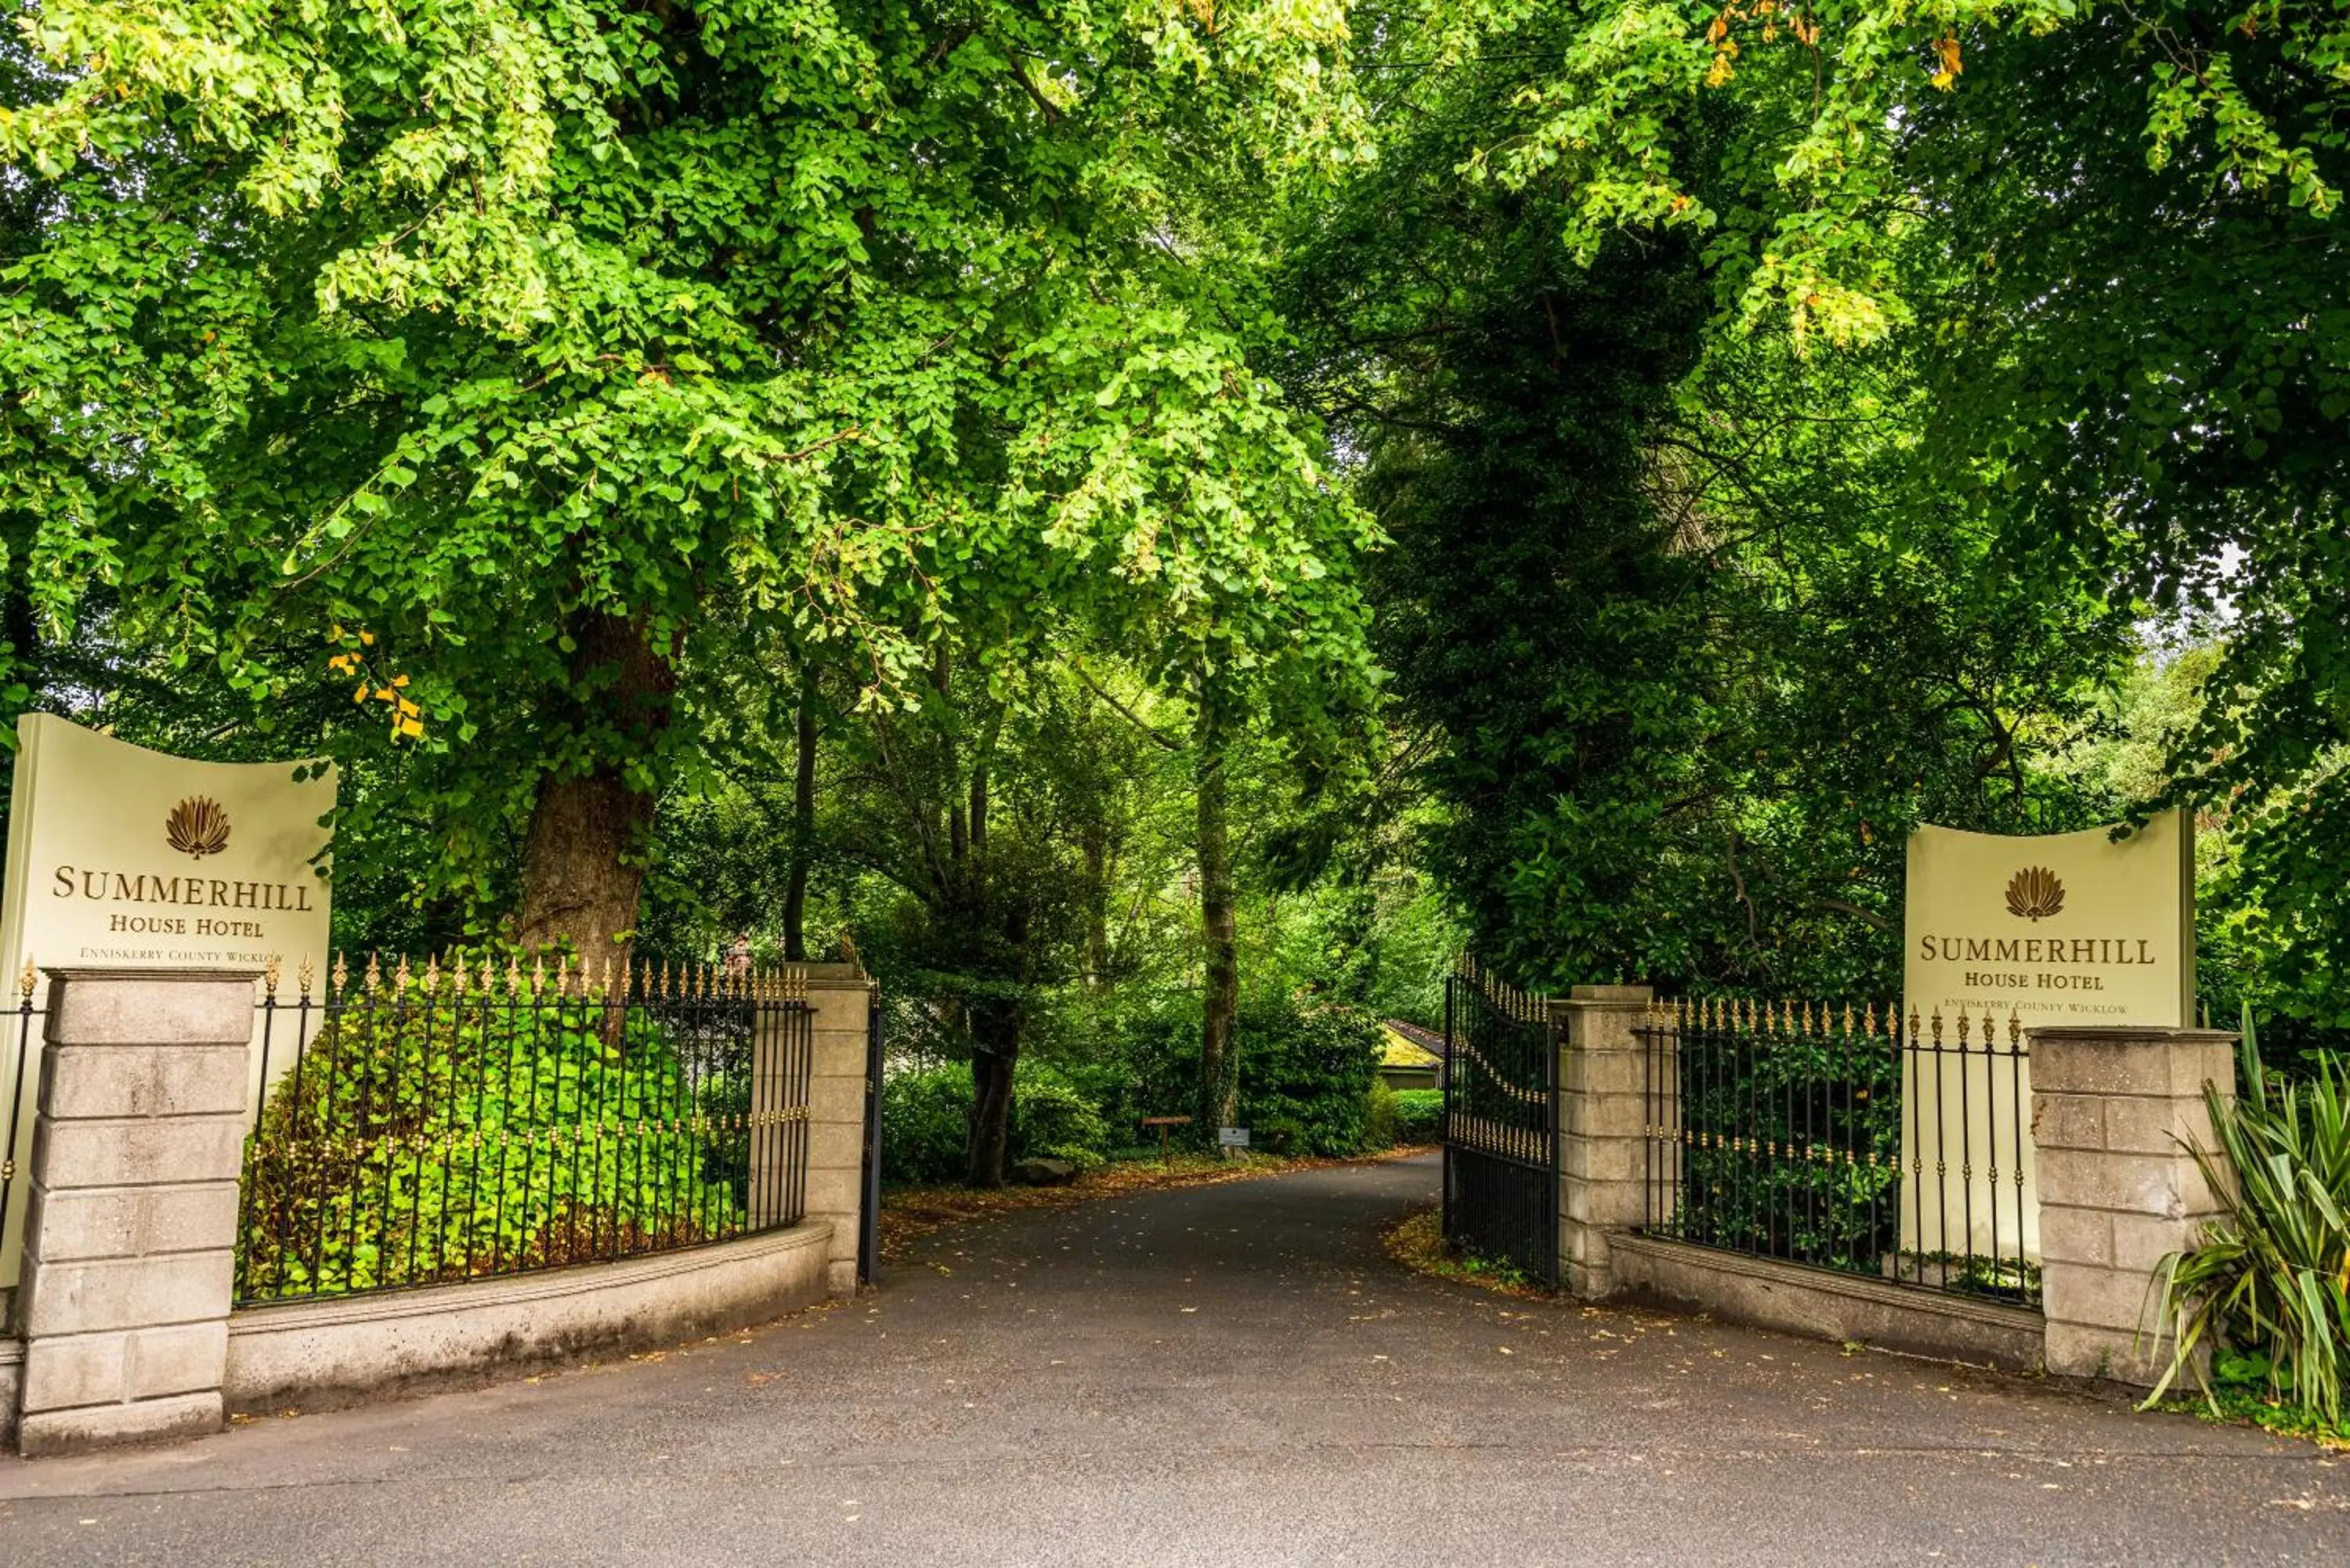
1392, 1088, 1444, 1144
880, 1060, 1119, 1185
1013, 1069, 1113, 1166
880, 1065, 978, 1186
1363, 1080, 1401, 1151
1254, 1115, 1307, 1155
238, 995, 736, 1298
1235, 1000, 1383, 1156
2146, 1009, 2350, 1429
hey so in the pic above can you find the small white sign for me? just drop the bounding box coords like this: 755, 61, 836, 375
1217, 1125, 1249, 1149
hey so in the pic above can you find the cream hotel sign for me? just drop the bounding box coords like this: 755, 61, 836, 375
1905, 811, 2196, 1031
2, 714, 334, 1287
2, 714, 334, 977
1900, 810, 2195, 1265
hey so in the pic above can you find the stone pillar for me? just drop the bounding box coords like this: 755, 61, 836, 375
800, 965, 871, 1299
15, 969, 256, 1456
1553, 985, 1659, 1299
2030, 1025, 2237, 1386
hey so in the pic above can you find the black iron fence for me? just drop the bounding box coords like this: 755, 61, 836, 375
2, 966, 40, 1292
235, 955, 813, 1306
1441, 958, 1560, 1288
1636, 999, 2038, 1306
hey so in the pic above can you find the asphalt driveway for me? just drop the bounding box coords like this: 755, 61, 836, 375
0, 1152, 2339, 1566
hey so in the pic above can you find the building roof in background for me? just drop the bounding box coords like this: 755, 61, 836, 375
1380, 1020, 1446, 1068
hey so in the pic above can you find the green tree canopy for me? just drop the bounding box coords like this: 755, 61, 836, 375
0, 0, 1376, 965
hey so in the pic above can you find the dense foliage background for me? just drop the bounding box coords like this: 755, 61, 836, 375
4, 0, 2346, 1187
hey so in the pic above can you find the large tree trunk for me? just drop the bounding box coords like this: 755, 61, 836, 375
783, 661, 817, 962
967, 916, 1024, 1189
1195, 692, 1240, 1147
967, 1023, 1019, 1189
514, 614, 675, 981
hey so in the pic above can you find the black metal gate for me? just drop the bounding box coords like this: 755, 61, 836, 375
858, 980, 883, 1286
1441, 958, 1560, 1288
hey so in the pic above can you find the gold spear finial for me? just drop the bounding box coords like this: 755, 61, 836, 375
363, 952, 382, 993
263, 956, 282, 999
298, 956, 316, 999
332, 951, 349, 995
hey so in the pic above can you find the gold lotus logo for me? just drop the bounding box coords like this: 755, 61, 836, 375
164, 796, 232, 859
2005, 865, 2065, 921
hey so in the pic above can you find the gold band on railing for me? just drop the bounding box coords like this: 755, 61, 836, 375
247, 1104, 812, 1160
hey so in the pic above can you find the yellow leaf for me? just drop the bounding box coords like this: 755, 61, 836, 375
353, 685, 370, 703
1933, 34, 1962, 90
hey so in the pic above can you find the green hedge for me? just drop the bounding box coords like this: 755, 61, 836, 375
1392, 1088, 1444, 1143
1233, 1001, 1383, 1155
238, 999, 734, 1298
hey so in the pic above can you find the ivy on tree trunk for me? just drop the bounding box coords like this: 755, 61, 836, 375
514, 614, 674, 979
1196, 690, 1240, 1143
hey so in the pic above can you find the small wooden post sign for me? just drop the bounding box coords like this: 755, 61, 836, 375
1140, 1114, 1191, 1165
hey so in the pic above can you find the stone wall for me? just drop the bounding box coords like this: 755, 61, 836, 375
1552, 986, 1657, 1299
1559, 1003, 2242, 1388
1608, 1231, 2047, 1370
225, 1222, 833, 1410
6, 963, 874, 1455
798, 964, 873, 1299
13, 969, 254, 1456
2031, 1026, 2236, 1386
